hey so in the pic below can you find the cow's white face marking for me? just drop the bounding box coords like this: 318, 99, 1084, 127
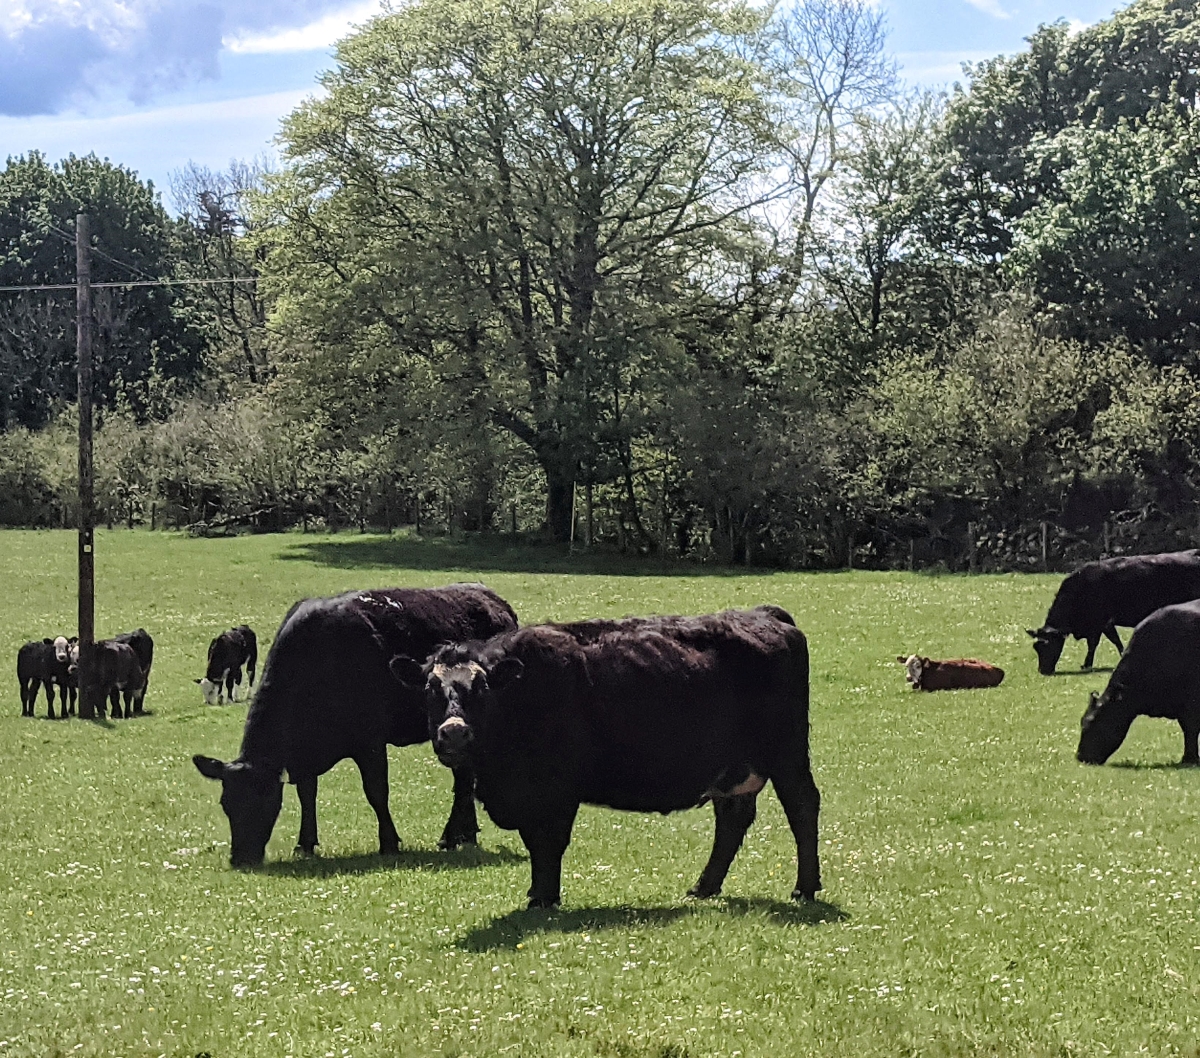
199, 677, 220, 705
438, 715, 469, 734
431, 661, 485, 684
53, 636, 70, 662
901, 655, 924, 687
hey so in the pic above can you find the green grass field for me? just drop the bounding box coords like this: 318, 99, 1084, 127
1, 529, 1198, 1057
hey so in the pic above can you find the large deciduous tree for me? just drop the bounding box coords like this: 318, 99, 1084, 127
264, 0, 775, 539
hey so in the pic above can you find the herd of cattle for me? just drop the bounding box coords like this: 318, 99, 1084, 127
14, 548, 1200, 907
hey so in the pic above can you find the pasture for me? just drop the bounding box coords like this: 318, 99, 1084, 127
1, 529, 1197, 1057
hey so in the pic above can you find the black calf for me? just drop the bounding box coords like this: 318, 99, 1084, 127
196, 625, 258, 704
16, 637, 76, 719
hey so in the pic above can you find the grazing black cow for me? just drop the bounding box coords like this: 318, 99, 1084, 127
17, 636, 75, 719
389, 606, 820, 909
112, 628, 154, 710
196, 625, 258, 704
192, 584, 518, 867
1077, 599, 1200, 765
1028, 550, 1200, 674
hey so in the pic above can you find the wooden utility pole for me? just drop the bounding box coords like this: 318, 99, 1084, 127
76, 213, 97, 720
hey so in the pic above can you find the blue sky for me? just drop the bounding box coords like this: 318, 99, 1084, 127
0, 0, 1127, 203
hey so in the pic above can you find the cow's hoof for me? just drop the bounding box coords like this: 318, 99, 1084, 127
438, 834, 479, 851
293, 845, 318, 858
380, 843, 401, 857
687, 882, 721, 899
527, 896, 560, 910
791, 888, 818, 902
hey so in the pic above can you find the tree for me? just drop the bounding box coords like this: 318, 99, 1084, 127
0, 152, 205, 430
171, 160, 271, 385
264, 0, 776, 540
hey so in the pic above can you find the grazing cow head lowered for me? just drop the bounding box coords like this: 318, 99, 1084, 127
192, 755, 284, 866
1077, 689, 1136, 765
1027, 627, 1067, 675
388, 649, 524, 769
195, 678, 222, 705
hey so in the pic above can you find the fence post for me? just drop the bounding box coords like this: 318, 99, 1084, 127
967, 522, 977, 573
1041, 522, 1049, 571
150, 502, 156, 531
908, 538, 915, 572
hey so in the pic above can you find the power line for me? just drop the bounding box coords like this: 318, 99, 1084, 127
0, 276, 258, 293
45, 222, 159, 282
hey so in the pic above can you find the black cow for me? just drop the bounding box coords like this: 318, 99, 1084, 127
192, 584, 518, 867
112, 629, 154, 710
1077, 599, 1200, 765
69, 630, 153, 718
389, 606, 820, 909
1028, 550, 1200, 674
95, 640, 147, 720
17, 636, 76, 719
196, 625, 258, 704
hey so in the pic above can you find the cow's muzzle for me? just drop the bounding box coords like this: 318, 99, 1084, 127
434, 716, 474, 764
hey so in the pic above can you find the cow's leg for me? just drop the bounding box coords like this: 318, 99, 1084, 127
108, 688, 120, 719
1082, 634, 1101, 670
519, 807, 578, 909
227, 671, 237, 703
438, 766, 480, 849
1181, 721, 1200, 766
294, 775, 320, 855
44, 679, 57, 720
689, 793, 758, 899
355, 747, 400, 855
67, 682, 77, 716
771, 759, 823, 901
1104, 624, 1124, 657
22, 678, 37, 717
122, 688, 135, 716
133, 676, 147, 714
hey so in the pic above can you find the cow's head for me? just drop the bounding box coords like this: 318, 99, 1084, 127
1026, 627, 1066, 674
65, 639, 80, 676
194, 677, 221, 705
53, 635, 75, 664
1077, 688, 1134, 765
389, 646, 524, 768
192, 755, 284, 866
896, 654, 925, 688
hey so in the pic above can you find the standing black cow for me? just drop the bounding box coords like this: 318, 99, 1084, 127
195, 625, 258, 704
389, 605, 820, 909
112, 629, 154, 711
1028, 550, 1200, 674
1077, 599, 1200, 765
17, 637, 75, 719
67, 637, 148, 719
192, 584, 518, 867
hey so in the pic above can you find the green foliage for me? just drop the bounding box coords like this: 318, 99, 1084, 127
6, 531, 1200, 1055
0, 153, 206, 429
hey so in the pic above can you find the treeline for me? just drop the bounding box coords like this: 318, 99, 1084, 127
2, 0, 1199, 570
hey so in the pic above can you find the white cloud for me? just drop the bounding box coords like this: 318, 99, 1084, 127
964, 0, 1011, 19
1066, 18, 1091, 36
896, 50, 995, 87
225, 0, 381, 54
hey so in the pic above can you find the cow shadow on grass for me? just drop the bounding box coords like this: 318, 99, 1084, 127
1110, 760, 1197, 771
1050, 667, 1114, 677
279, 536, 754, 579
261, 843, 526, 879
457, 896, 846, 951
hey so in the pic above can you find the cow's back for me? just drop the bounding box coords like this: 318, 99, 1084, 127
242, 584, 517, 771
1107, 599, 1200, 719
487, 610, 807, 813
1048, 551, 1200, 633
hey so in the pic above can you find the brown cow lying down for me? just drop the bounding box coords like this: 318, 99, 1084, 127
897, 655, 1004, 691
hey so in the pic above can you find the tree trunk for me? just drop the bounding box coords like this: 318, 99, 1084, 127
546, 472, 575, 543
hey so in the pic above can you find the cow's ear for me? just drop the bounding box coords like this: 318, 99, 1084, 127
193, 754, 228, 781
43, 637, 54, 645
69, 636, 78, 644
388, 654, 425, 690
895, 655, 907, 663
1026, 629, 1039, 639
488, 656, 524, 690
193, 678, 203, 685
